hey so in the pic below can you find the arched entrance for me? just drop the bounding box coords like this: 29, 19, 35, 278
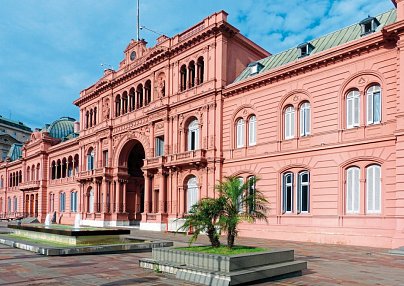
118, 139, 145, 224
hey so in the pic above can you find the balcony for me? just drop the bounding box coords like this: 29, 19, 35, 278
167, 149, 207, 167
144, 156, 167, 170
19, 181, 40, 191
49, 177, 76, 186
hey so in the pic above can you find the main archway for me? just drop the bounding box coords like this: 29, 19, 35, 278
117, 139, 145, 224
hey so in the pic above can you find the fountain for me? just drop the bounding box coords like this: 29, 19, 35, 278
73, 214, 81, 229
44, 213, 51, 227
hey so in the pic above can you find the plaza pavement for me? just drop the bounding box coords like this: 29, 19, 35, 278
0, 222, 403, 286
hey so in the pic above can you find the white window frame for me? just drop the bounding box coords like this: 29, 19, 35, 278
188, 119, 199, 151
298, 171, 310, 213
346, 167, 360, 214
366, 165, 381, 214
366, 85, 381, 125
71, 191, 77, 213
284, 106, 295, 140
87, 149, 94, 171
60, 192, 65, 212
248, 116, 257, 146
236, 118, 245, 148
346, 90, 360, 129
88, 189, 94, 213
155, 136, 164, 157
282, 172, 294, 213
300, 102, 311, 136
186, 176, 198, 212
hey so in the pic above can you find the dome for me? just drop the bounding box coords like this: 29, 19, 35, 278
48, 117, 76, 139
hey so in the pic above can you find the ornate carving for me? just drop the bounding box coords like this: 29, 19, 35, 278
155, 121, 164, 130
103, 98, 110, 120
358, 77, 367, 86
156, 72, 166, 98
293, 95, 300, 102
179, 114, 184, 127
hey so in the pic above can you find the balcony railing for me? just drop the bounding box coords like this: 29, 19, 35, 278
167, 149, 207, 167
19, 180, 41, 190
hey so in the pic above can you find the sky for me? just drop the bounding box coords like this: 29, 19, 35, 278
0, 0, 394, 129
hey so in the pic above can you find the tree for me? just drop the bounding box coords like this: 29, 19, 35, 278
216, 176, 269, 249
177, 198, 224, 247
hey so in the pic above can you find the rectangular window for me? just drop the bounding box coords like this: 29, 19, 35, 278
298, 172, 310, 213
347, 91, 360, 128
248, 116, 256, 146
103, 150, 109, 167
282, 173, 294, 213
155, 136, 164, 157
60, 193, 65, 212
236, 119, 245, 148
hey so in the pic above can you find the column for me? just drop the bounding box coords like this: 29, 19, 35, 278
159, 169, 166, 213
122, 181, 127, 213
149, 123, 155, 157
94, 182, 99, 213
144, 174, 151, 213
164, 118, 169, 155
102, 180, 108, 213
116, 181, 121, 213
178, 187, 184, 215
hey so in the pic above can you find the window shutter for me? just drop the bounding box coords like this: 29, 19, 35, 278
282, 175, 286, 214
347, 97, 353, 128
367, 166, 374, 212
353, 168, 360, 213
305, 106, 310, 135
291, 109, 295, 138
300, 108, 304, 137
307, 172, 310, 212
290, 173, 294, 212
375, 165, 381, 213
367, 91, 373, 124
195, 128, 199, 150
249, 117, 256, 146
374, 91, 381, 124
297, 174, 301, 214
354, 94, 360, 127
347, 168, 353, 213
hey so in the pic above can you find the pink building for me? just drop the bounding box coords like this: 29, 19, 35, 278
1, 0, 404, 248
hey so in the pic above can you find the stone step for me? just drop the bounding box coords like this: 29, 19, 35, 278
140, 258, 307, 286
388, 248, 404, 256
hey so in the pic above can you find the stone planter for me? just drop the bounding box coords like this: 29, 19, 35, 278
140, 247, 307, 286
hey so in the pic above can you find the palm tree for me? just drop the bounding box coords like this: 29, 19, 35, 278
216, 176, 269, 249
177, 198, 224, 247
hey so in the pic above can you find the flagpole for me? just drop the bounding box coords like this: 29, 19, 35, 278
137, 0, 140, 41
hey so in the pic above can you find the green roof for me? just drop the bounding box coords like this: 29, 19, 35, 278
234, 9, 396, 83
48, 117, 76, 139
6, 143, 23, 161
0, 115, 32, 132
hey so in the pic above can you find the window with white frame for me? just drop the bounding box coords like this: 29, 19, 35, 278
298, 171, 310, 213
300, 102, 311, 136
87, 149, 94, 171
247, 176, 256, 213
71, 191, 78, 212
346, 90, 360, 128
346, 167, 360, 214
284, 106, 295, 139
188, 119, 199, 151
60, 192, 66, 212
366, 165, 381, 213
237, 177, 244, 213
282, 172, 294, 213
236, 118, 245, 148
367, 85, 381, 125
155, 136, 164, 157
248, 116, 257, 146
13, 196, 17, 212
88, 188, 94, 213
186, 176, 198, 212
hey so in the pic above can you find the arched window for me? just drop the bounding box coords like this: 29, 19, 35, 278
366, 164, 381, 213
49, 193, 55, 212
186, 176, 198, 212
180, 64, 187, 91
247, 176, 256, 213
284, 106, 295, 139
346, 90, 360, 128
74, 154, 79, 175
236, 118, 245, 148
60, 192, 66, 212
145, 80, 152, 105
31, 165, 35, 181
87, 148, 94, 171
7, 197, 11, 213
197, 57, 204, 84
129, 87, 136, 111
27, 166, 31, 182
237, 177, 244, 213
137, 84, 144, 108
248, 115, 256, 146
36, 164, 40, 181
188, 61, 196, 88
51, 161, 56, 180
298, 171, 310, 213
346, 167, 360, 214
71, 191, 78, 212
122, 91, 128, 114
62, 158, 67, 178
67, 156, 73, 177
56, 159, 61, 179
300, 102, 311, 136
188, 119, 199, 151
367, 85, 381, 125
89, 109, 93, 127
19, 171, 22, 184
282, 172, 294, 213
115, 95, 121, 117
88, 188, 94, 213
93, 107, 97, 125
0, 176, 3, 188
86, 111, 89, 128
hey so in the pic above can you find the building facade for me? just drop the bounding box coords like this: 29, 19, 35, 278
1, 0, 404, 249
0, 116, 32, 161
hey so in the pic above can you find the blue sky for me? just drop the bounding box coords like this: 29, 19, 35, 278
0, 0, 394, 129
